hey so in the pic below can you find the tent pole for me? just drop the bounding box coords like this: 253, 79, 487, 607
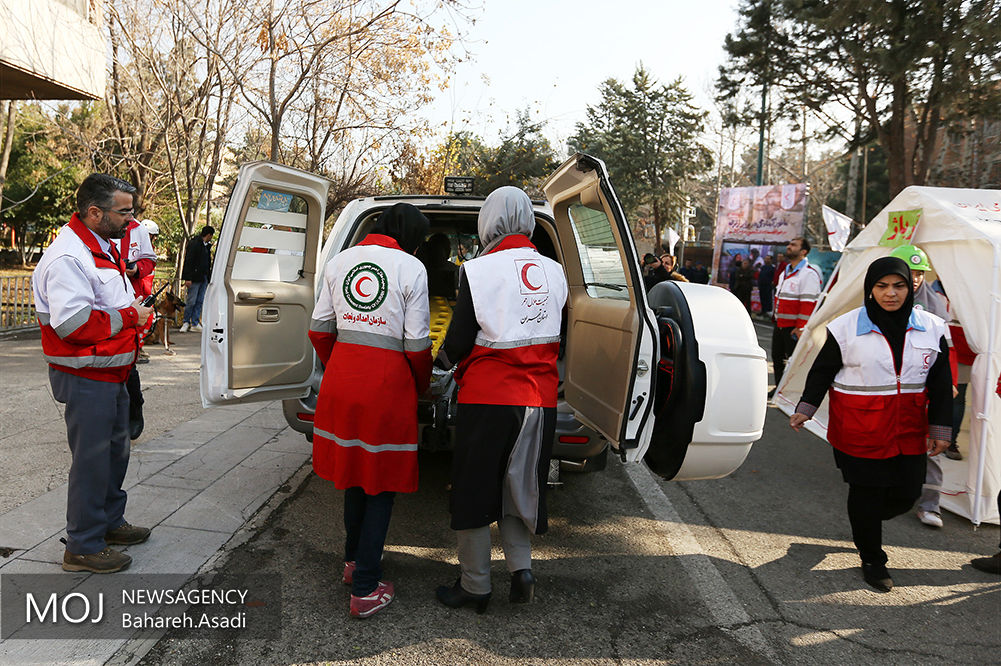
971, 242, 1001, 526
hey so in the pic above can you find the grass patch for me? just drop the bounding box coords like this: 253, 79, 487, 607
0, 268, 33, 277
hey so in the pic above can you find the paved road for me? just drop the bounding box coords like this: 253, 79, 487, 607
2, 321, 997, 664
140, 320, 1001, 664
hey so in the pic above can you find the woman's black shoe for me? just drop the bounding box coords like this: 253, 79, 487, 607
861, 563, 893, 592
509, 569, 535, 603
436, 578, 490, 614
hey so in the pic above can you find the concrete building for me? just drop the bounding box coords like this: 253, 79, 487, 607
930, 116, 1001, 189
0, 0, 105, 100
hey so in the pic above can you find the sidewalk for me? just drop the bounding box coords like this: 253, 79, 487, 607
0, 332, 311, 664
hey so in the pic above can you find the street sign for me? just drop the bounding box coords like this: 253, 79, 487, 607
444, 177, 474, 195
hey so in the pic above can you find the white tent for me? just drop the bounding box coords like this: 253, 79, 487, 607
774, 186, 1001, 525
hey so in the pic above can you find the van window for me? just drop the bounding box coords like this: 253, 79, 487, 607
232, 187, 309, 282
567, 202, 629, 300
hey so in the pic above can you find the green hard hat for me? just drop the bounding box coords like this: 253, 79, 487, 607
890, 244, 931, 271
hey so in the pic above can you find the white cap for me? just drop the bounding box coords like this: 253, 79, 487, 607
141, 219, 159, 235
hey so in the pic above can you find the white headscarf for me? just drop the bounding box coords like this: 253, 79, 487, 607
477, 186, 536, 254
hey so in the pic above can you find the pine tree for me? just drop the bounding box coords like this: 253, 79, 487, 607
571, 66, 712, 252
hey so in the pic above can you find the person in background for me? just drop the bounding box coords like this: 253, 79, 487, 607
660, 254, 689, 282
975, 380, 1001, 573
423, 232, 459, 299
118, 214, 157, 439
680, 258, 698, 282
140, 220, 160, 295
307, 203, 432, 618
970, 488, 1001, 574
642, 253, 670, 292
693, 262, 710, 284
179, 225, 214, 333
728, 253, 744, 291
790, 257, 951, 592
757, 254, 776, 317
33, 173, 154, 573
435, 187, 568, 613
733, 259, 754, 313
933, 279, 972, 462
771, 237, 822, 397
889, 245, 958, 530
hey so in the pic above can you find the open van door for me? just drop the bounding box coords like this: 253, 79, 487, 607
544, 154, 767, 479
543, 154, 659, 462
200, 162, 330, 407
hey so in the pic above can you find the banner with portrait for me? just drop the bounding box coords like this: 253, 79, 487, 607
711, 183, 808, 285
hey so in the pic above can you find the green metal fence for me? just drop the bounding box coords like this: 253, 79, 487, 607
1, 276, 36, 332
1, 276, 178, 332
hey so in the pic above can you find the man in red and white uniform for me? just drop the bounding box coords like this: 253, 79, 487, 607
33, 174, 154, 574
771, 236, 823, 394
308, 203, 431, 618
119, 217, 158, 435
120, 218, 157, 299
435, 186, 569, 612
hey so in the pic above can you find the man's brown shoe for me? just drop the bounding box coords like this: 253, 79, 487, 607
62, 547, 132, 573
105, 522, 151, 545
971, 551, 1001, 574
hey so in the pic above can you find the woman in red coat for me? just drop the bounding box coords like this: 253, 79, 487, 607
308, 203, 432, 618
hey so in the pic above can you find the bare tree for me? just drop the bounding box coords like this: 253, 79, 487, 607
103, 0, 251, 284
223, 0, 467, 199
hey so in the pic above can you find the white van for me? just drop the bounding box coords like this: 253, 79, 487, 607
200, 154, 767, 480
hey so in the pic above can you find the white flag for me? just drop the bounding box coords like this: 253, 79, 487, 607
665, 227, 681, 254
822, 205, 852, 251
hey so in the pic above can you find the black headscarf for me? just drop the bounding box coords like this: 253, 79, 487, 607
863, 256, 914, 371
371, 203, 430, 254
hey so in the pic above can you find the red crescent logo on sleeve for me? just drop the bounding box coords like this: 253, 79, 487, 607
521, 263, 542, 291
354, 275, 373, 297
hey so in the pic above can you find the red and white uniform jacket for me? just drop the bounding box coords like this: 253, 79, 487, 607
307, 234, 432, 494
826, 306, 947, 458
914, 281, 958, 383
33, 214, 141, 383
119, 220, 157, 298
455, 235, 568, 408
774, 259, 823, 329
942, 297, 976, 368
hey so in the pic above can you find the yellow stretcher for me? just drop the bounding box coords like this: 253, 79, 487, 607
429, 296, 453, 359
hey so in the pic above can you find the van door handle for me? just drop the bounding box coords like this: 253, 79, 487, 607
257, 307, 280, 322
237, 291, 276, 301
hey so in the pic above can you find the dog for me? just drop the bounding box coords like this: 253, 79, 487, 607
146, 291, 185, 354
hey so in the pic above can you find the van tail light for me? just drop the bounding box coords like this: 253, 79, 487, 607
559, 435, 589, 444
297, 412, 315, 422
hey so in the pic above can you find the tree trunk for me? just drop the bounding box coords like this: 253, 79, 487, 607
652, 199, 663, 254
885, 76, 908, 196
0, 101, 17, 228
267, 1, 280, 161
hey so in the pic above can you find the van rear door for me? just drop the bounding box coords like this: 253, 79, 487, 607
542, 154, 659, 462
200, 161, 329, 407
544, 154, 766, 479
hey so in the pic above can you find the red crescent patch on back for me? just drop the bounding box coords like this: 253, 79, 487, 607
521, 263, 541, 291
354, 275, 373, 297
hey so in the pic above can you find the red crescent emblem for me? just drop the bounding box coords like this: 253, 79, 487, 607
521, 263, 542, 291
354, 275, 373, 297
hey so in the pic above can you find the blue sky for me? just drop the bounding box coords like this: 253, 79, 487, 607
424, 0, 742, 150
